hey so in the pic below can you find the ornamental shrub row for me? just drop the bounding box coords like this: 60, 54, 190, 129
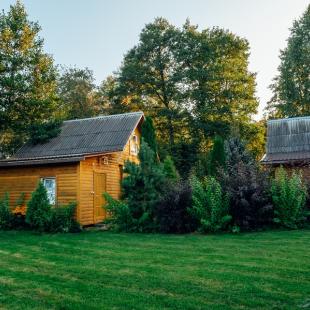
103, 138, 310, 234
0, 182, 80, 233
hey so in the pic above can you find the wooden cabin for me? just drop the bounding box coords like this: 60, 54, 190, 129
261, 116, 310, 180
0, 112, 144, 225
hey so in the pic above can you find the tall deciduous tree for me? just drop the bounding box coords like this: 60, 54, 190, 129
178, 23, 258, 141
116, 18, 189, 150
267, 4, 310, 117
0, 1, 59, 155
58, 67, 99, 119
112, 18, 259, 167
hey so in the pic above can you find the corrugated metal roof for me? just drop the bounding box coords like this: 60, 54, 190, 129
262, 116, 310, 164
0, 112, 144, 165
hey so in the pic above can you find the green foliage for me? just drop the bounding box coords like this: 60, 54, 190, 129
29, 120, 62, 145
155, 181, 195, 233
220, 137, 272, 231
190, 176, 231, 233
26, 182, 52, 232
141, 116, 158, 155
49, 202, 80, 233
268, 5, 310, 117
58, 67, 101, 119
0, 1, 59, 155
116, 18, 184, 150
103, 193, 133, 232
208, 135, 226, 176
241, 120, 266, 160
163, 156, 179, 182
107, 17, 258, 171
179, 23, 258, 141
0, 193, 12, 230
271, 167, 307, 229
171, 140, 198, 179
121, 140, 166, 232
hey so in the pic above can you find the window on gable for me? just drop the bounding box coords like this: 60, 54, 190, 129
130, 135, 138, 155
41, 177, 56, 205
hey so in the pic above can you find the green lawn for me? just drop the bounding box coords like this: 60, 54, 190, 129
0, 230, 309, 310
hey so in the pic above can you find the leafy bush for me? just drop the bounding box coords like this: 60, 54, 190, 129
0, 193, 12, 230
219, 137, 273, 231
26, 182, 52, 232
155, 181, 194, 233
49, 202, 80, 233
190, 176, 231, 233
103, 193, 134, 232
271, 167, 308, 229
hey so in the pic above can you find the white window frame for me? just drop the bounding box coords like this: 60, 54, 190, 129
41, 177, 56, 205
130, 135, 138, 155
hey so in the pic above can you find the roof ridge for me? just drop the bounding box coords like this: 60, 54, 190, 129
268, 115, 310, 123
64, 111, 144, 123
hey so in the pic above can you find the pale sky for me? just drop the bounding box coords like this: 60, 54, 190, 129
1, 0, 309, 119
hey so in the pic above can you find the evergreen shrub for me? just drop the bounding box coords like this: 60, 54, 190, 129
26, 182, 52, 232
0, 193, 12, 230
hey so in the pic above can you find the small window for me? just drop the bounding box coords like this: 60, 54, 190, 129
41, 177, 56, 205
130, 135, 138, 155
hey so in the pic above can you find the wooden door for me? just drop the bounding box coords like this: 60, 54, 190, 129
93, 172, 106, 223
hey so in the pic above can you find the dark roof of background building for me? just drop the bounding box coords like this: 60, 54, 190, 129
0, 112, 144, 167
261, 116, 310, 164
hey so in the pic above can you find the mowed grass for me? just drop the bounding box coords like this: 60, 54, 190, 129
0, 230, 309, 310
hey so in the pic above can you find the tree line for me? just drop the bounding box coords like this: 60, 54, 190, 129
0, 1, 309, 176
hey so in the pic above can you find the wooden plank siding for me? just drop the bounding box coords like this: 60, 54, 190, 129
78, 128, 141, 225
0, 164, 78, 211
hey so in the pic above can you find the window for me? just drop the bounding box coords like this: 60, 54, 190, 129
41, 177, 56, 205
130, 135, 138, 155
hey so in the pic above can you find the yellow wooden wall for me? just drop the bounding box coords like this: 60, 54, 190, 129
0, 164, 78, 210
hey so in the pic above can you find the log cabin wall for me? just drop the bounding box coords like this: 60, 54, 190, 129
0, 163, 78, 211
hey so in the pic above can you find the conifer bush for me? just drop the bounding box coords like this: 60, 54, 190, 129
208, 135, 226, 176
26, 182, 52, 232
163, 156, 179, 182
121, 140, 166, 232
0, 193, 12, 230
190, 176, 231, 233
141, 116, 158, 155
271, 167, 308, 229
